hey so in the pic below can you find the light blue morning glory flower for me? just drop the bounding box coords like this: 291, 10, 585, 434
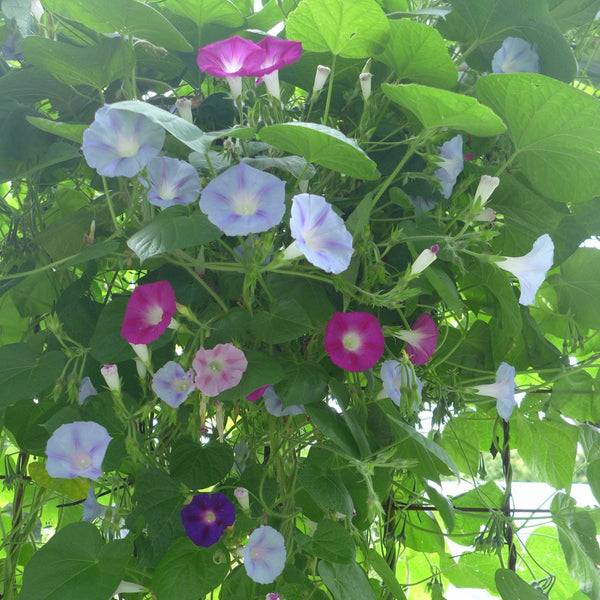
380, 359, 424, 411
492, 37, 540, 74
263, 386, 304, 417
244, 525, 286, 584
433, 135, 463, 199
152, 361, 195, 408
146, 156, 202, 208
473, 362, 517, 422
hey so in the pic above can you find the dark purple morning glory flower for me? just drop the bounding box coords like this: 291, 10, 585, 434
181, 492, 236, 547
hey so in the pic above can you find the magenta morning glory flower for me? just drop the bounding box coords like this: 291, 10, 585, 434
473, 362, 517, 422
82, 105, 165, 178
192, 343, 248, 397
380, 359, 424, 410
324, 312, 385, 372
244, 525, 286, 584
286, 194, 354, 274
433, 135, 463, 199
121, 281, 177, 345
45, 421, 112, 481
255, 37, 302, 98
394, 314, 439, 366
199, 162, 286, 236
146, 157, 202, 208
492, 37, 540, 74
496, 234, 554, 306
263, 386, 305, 417
152, 361, 195, 408
247, 385, 270, 402
181, 492, 236, 547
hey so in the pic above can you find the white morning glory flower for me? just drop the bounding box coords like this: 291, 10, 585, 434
473, 362, 517, 422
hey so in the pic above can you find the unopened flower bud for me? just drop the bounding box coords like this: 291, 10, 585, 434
410, 244, 439, 275
215, 400, 224, 442
101, 364, 120, 392
359, 72, 372, 102
234, 487, 250, 511
130, 343, 149, 364
175, 98, 193, 123
313, 65, 330, 94
474, 207, 497, 222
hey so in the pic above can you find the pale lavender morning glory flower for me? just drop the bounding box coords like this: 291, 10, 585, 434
263, 386, 304, 417
45, 421, 112, 481
152, 361, 195, 408
433, 135, 463, 199
82, 105, 165, 178
380, 359, 424, 410
146, 157, 202, 208
473, 362, 516, 421
244, 525, 286, 584
82, 487, 106, 522
199, 162, 286, 236
496, 234, 554, 306
492, 37, 540, 74
78, 376, 97, 406
285, 193, 354, 274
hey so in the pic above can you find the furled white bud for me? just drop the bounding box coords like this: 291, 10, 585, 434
359, 72, 372, 102
234, 487, 250, 511
101, 364, 120, 392
410, 244, 439, 275
313, 65, 331, 94
175, 98, 193, 123
474, 175, 500, 207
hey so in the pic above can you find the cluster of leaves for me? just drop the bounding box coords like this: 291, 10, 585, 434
1, 1, 600, 600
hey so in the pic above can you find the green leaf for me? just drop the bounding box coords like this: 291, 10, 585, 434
366, 549, 408, 600
382, 83, 506, 136
318, 560, 378, 600
165, 0, 244, 27
440, 417, 480, 477
551, 370, 600, 423
89, 296, 133, 364
19, 522, 130, 600
310, 520, 356, 563
495, 569, 547, 600
377, 20, 457, 89
170, 439, 234, 489
421, 479, 455, 532
250, 299, 312, 344
275, 360, 328, 407
305, 402, 360, 459
477, 74, 600, 203
286, 0, 389, 58
259, 122, 379, 180
298, 462, 354, 516
43, 0, 192, 51
28, 462, 89, 501
127, 206, 222, 262
513, 414, 578, 490
554, 247, 600, 331
549, 0, 600, 31
588, 459, 600, 505
26, 117, 86, 144
153, 537, 228, 600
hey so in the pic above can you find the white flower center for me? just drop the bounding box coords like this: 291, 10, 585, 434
116, 135, 141, 158
147, 305, 164, 325
208, 359, 223, 373
203, 510, 216, 524
73, 448, 92, 469
175, 378, 190, 392
233, 192, 258, 216
342, 332, 361, 352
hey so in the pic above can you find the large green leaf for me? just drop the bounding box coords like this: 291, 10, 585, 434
551, 370, 600, 423
382, 83, 506, 136
549, 0, 600, 30
309, 520, 356, 563
318, 561, 377, 600
366, 549, 408, 600
19, 522, 130, 600
444, 553, 499, 594
127, 206, 222, 262
259, 122, 379, 180
299, 462, 354, 516
250, 299, 312, 344
495, 569, 548, 600
170, 439, 234, 489
305, 402, 360, 459
440, 416, 480, 476
43, 0, 192, 51
165, 0, 243, 27
286, 0, 390, 58
275, 359, 328, 407
477, 74, 600, 203
377, 20, 457, 89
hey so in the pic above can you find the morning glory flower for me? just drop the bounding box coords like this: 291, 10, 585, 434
473, 362, 517, 421
82, 487, 106, 522
410, 244, 439, 276
100, 364, 120, 392
255, 37, 302, 98
492, 37, 540, 74
181, 492, 236, 547
152, 361, 195, 408
393, 314, 439, 366
78, 376, 97, 405
199, 162, 286, 236
192, 343, 248, 397
45, 421, 112, 481
313, 65, 330, 94
380, 359, 424, 410
266, 594, 280, 600
496, 234, 554, 306
244, 525, 286, 584
324, 312, 385, 372
121, 281, 177, 345
234, 487, 250, 511
474, 175, 500, 207
175, 98, 193, 123
146, 157, 202, 208
263, 386, 305, 417
247, 385, 270, 402
286, 194, 354, 274
82, 105, 165, 178
433, 135, 463, 199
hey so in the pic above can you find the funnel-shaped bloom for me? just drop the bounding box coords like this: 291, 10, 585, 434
193, 343, 248, 397
78, 376, 97, 405
325, 312, 384, 372
263, 386, 304, 417
45, 421, 112, 481
244, 526, 286, 584
394, 314, 439, 366
152, 361, 195, 408
146, 157, 202, 208
83, 487, 106, 522
256, 37, 302, 98
287, 193, 354, 274
380, 359, 424, 410
199, 162, 286, 236
82, 105, 165, 178
474, 175, 500, 207
473, 362, 516, 421
121, 281, 177, 344
246, 385, 270, 402
496, 234, 554, 306
181, 492, 236, 547
433, 135, 463, 199
313, 65, 331, 93
492, 37, 539, 74
410, 244, 439, 276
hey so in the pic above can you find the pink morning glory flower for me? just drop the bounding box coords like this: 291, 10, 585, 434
181, 492, 236, 547
473, 362, 517, 422
263, 386, 304, 417
45, 421, 112, 481
244, 525, 286, 584
78, 376, 97, 405
266, 594, 280, 600
247, 385, 270, 402
255, 37, 302, 98
192, 343, 248, 397
199, 162, 286, 236
146, 157, 202, 208
121, 281, 177, 345
380, 359, 424, 409
496, 234, 554, 306
433, 135, 463, 199
324, 312, 385, 372
394, 314, 439, 366
152, 361, 195, 408
82, 105, 165, 178
286, 194, 354, 274
492, 37, 540, 74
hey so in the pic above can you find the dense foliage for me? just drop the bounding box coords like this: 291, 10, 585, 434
1, 1, 600, 599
